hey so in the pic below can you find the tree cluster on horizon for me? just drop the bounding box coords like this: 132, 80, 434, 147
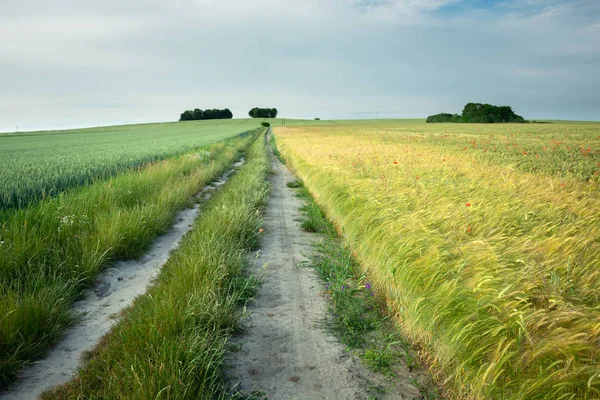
248, 107, 278, 118
427, 103, 526, 123
179, 108, 233, 121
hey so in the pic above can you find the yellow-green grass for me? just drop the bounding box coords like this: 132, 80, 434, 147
0, 130, 260, 388
274, 123, 600, 399
42, 130, 269, 400
0, 119, 263, 211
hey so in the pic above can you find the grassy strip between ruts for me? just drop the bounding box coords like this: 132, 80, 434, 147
289, 178, 441, 400
0, 129, 262, 388
268, 132, 285, 164
42, 131, 270, 399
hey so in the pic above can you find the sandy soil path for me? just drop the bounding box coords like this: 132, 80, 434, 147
226, 147, 420, 399
1, 158, 245, 400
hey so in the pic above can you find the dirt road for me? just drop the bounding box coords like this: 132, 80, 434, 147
226, 147, 420, 399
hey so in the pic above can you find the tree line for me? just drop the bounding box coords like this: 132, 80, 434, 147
248, 107, 278, 118
427, 103, 526, 123
179, 108, 233, 121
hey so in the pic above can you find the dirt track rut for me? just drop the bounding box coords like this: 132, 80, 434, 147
226, 147, 420, 399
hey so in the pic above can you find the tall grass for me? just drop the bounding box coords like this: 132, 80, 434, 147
0, 130, 261, 388
42, 131, 270, 399
275, 124, 600, 399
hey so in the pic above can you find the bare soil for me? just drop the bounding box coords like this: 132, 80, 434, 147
225, 149, 422, 399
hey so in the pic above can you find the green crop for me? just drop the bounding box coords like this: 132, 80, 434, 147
0, 119, 263, 210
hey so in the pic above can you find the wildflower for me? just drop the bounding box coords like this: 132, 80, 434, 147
465, 203, 471, 207
259, 228, 264, 233
467, 227, 472, 233
393, 161, 398, 165
442, 158, 446, 162
365, 282, 372, 290
416, 176, 419, 180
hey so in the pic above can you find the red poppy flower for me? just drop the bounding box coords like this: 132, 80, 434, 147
465, 203, 471, 207
393, 161, 398, 165
416, 176, 419, 180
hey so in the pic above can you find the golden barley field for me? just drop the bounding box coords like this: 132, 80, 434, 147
275, 123, 600, 399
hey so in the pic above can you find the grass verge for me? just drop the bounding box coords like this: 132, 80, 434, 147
42, 131, 270, 399
290, 181, 440, 399
269, 132, 285, 164
0, 129, 262, 388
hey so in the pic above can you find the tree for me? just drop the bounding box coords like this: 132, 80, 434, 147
192, 109, 203, 120
427, 102, 526, 124
180, 110, 194, 121
426, 113, 461, 123
248, 107, 278, 118
179, 108, 234, 121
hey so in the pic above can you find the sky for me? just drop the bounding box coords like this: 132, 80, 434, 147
1, 0, 599, 132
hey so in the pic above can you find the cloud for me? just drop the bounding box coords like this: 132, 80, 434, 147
0, 0, 599, 131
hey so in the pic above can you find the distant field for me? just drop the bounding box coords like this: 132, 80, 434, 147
0, 119, 262, 210
275, 122, 600, 399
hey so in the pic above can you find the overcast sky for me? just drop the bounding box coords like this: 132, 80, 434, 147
1, 0, 599, 131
